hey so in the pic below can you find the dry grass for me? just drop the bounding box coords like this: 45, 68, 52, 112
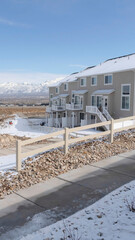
0, 106, 46, 122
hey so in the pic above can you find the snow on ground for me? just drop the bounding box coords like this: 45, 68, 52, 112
1, 180, 135, 240
0, 115, 55, 138
0, 154, 16, 173
0, 115, 135, 174
1, 115, 134, 139
0, 116, 102, 174
71, 128, 102, 138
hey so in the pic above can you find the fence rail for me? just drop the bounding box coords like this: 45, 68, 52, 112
16, 116, 135, 171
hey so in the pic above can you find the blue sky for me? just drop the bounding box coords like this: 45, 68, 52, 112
0, 0, 135, 83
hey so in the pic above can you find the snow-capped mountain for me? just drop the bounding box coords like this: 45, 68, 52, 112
0, 77, 64, 97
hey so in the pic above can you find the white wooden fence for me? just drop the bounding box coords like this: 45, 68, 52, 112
16, 115, 135, 171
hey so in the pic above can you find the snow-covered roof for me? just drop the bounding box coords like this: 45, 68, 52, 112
72, 90, 88, 95
59, 94, 69, 97
49, 54, 135, 88
93, 89, 115, 95
78, 53, 135, 77
51, 96, 59, 100
50, 72, 79, 87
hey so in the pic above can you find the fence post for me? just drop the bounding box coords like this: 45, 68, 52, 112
110, 119, 114, 143
64, 128, 69, 154
16, 140, 21, 171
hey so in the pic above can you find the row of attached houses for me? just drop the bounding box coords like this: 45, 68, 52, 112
46, 53, 135, 129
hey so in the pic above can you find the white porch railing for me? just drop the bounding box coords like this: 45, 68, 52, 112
66, 103, 83, 110
62, 117, 67, 128
52, 105, 66, 111
54, 118, 62, 128
86, 106, 109, 130
81, 119, 87, 126
103, 107, 113, 121
62, 117, 71, 128
48, 117, 53, 127
62, 116, 77, 128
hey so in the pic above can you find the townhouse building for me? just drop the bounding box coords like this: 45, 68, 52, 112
46, 53, 135, 129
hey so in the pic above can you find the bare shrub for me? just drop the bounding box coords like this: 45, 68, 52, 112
126, 197, 135, 212
61, 220, 82, 240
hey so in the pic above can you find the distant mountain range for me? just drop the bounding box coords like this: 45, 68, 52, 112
0, 78, 63, 97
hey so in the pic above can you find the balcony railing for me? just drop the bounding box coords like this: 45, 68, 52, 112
52, 105, 66, 111
66, 103, 83, 110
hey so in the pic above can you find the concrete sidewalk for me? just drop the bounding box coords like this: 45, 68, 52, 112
0, 149, 135, 238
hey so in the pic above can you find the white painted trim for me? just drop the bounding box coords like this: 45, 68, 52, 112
104, 74, 113, 85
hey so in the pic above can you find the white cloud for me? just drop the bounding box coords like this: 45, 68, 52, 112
0, 72, 66, 84
0, 17, 31, 28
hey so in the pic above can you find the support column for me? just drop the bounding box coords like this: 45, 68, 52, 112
56, 112, 58, 127
95, 116, 97, 130
72, 112, 74, 128
86, 113, 88, 125
66, 111, 68, 127
52, 112, 53, 127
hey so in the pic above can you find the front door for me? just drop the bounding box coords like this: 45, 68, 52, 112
102, 96, 108, 110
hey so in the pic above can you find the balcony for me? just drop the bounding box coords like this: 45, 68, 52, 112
86, 106, 98, 114
52, 105, 66, 111
66, 103, 83, 110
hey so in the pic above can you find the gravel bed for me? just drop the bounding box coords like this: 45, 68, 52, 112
0, 130, 135, 199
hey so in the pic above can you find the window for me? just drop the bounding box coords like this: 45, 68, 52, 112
72, 93, 75, 103
91, 76, 97, 86
64, 83, 68, 91
80, 112, 85, 120
104, 75, 112, 85
75, 95, 80, 104
121, 84, 130, 110
122, 85, 130, 95
50, 94, 53, 99
97, 96, 102, 107
92, 96, 96, 106
92, 95, 102, 107
80, 78, 86, 87
91, 115, 95, 120
55, 87, 59, 94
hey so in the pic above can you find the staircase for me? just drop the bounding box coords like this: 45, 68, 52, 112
86, 106, 112, 130
102, 107, 113, 121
